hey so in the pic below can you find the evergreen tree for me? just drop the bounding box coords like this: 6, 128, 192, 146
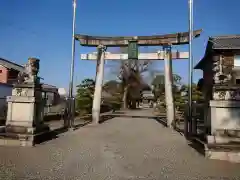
75, 79, 95, 114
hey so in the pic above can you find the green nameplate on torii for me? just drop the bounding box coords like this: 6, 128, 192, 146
128, 40, 138, 59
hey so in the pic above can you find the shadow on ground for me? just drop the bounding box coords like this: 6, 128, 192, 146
35, 126, 68, 145
153, 117, 168, 127
188, 139, 206, 156
39, 112, 118, 145
37, 119, 92, 145
99, 113, 166, 124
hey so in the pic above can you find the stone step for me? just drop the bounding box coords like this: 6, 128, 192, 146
214, 129, 240, 138
0, 132, 31, 140
205, 148, 240, 163
194, 136, 240, 151
0, 129, 55, 147
207, 143, 240, 152
0, 138, 32, 146
205, 143, 240, 163
207, 135, 240, 144
191, 136, 240, 163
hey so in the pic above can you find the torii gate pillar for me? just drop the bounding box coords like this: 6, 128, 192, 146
92, 45, 106, 124
163, 45, 175, 128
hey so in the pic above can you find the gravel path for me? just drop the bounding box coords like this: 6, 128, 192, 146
0, 109, 240, 180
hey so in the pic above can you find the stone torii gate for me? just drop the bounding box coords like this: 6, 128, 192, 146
75, 29, 202, 126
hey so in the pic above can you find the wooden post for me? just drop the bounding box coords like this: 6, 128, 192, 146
163, 45, 175, 128
92, 45, 106, 124
192, 103, 197, 136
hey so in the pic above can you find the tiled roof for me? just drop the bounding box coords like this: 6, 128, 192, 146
0, 58, 24, 72
42, 84, 57, 89
42, 84, 58, 92
210, 35, 240, 49
194, 35, 240, 69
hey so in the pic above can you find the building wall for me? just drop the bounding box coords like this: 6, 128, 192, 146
7, 69, 19, 84
0, 66, 19, 84
0, 83, 12, 119
0, 65, 8, 83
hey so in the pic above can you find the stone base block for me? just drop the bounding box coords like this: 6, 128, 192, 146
0, 136, 34, 147
206, 148, 240, 163
0, 125, 50, 147
192, 136, 240, 163
210, 100, 240, 135
5, 124, 49, 134
207, 135, 240, 144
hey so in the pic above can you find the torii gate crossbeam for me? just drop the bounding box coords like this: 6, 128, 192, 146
81, 51, 189, 60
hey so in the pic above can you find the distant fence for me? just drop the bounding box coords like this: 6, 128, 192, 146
192, 103, 205, 138
173, 102, 205, 135
44, 99, 67, 116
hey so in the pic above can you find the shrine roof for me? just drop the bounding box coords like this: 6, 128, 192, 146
194, 34, 240, 70
75, 29, 202, 47
0, 57, 24, 72
211, 35, 240, 50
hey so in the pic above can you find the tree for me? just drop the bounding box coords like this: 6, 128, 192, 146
180, 83, 204, 102
106, 46, 161, 109
107, 57, 152, 109
103, 80, 121, 96
102, 80, 122, 110
75, 79, 95, 115
151, 73, 204, 112
119, 60, 153, 109
151, 73, 182, 101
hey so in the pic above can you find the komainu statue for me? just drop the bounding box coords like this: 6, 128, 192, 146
17, 57, 40, 84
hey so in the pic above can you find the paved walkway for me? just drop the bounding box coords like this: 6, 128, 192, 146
0, 109, 240, 180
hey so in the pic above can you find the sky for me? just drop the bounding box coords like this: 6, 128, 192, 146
1, 0, 240, 93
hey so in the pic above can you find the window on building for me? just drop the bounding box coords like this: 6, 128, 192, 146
234, 55, 240, 67
236, 79, 240, 85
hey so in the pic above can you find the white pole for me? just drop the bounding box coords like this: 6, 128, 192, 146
68, 0, 77, 128
187, 0, 194, 136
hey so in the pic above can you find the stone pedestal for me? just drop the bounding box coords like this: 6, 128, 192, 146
0, 83, 49, 146
209, 100, 240, 137
206, 86, 240, 163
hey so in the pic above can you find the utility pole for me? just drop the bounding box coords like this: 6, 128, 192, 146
186, 0, 194, 137
68, 0, 77, 129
